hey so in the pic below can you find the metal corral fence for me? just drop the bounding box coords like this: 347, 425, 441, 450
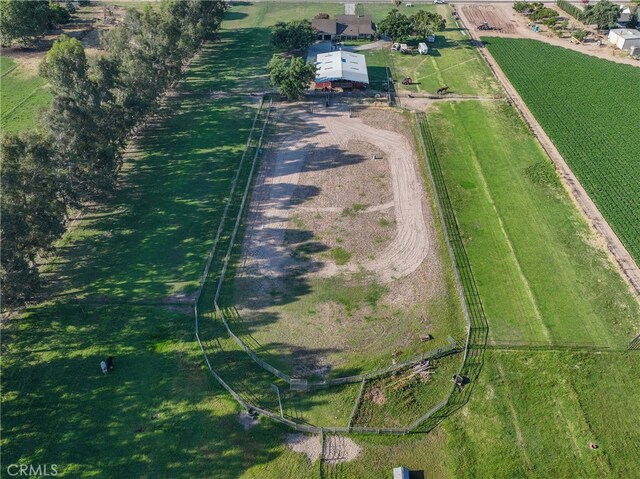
192, 97, 487, 435
413, 111, 490, 429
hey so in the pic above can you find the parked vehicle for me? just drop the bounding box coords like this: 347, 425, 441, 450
418, 42, 429, 55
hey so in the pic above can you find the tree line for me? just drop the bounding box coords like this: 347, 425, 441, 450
1, 0, 227, 305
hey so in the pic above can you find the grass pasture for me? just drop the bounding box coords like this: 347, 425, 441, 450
358, 5, 500, 96
442, 350, 640, 478
4, 3, 640, 477
427, 100, 640, 347
0, 56, 52, 132
483, 38, 640, 264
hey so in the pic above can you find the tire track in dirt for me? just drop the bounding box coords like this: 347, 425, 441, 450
243, 107, 431, 283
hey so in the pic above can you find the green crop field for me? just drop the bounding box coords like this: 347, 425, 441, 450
426, 100, 640, 347
482, 38, 640, 265
3, 3, 640, 478
0, 56, 52, 132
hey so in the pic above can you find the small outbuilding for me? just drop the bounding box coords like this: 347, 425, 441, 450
315, 51, 370, 89
608, 28, 640, 51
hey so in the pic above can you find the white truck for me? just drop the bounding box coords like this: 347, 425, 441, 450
418, 42, 429, 54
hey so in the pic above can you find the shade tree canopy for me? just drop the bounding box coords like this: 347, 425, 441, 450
271, 20, 317, 52
378, 9, 446, 42
268, 54, 316, 100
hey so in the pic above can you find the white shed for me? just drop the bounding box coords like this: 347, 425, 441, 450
608, 28, 640, 51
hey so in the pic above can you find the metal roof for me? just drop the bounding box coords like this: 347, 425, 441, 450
311, 15, 375, 36
315, 51, 370, 84
610, 28, 640, 40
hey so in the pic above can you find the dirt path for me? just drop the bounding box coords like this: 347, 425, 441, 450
458, 3, 640, 68
464, 19, 640, 298
243, 105, 430, 283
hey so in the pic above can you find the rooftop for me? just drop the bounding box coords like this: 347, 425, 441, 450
315, 51, 370, 84
311, 15, 376, 36
610, 28, 640, 39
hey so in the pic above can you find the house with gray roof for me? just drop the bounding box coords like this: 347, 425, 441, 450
311, 15, 376, 41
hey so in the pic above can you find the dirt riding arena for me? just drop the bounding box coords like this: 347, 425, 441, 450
233, 101, 450, 376
460, 5, 517, 34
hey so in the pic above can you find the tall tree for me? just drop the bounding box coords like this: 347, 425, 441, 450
1, 133, 66, 304
378, 10, 414, 41
0, 0, 51, 46
40, 36, 120, 203
584, 0, 621, 29
271, 20, 317, 52
412, 10, 446, 37
268, 55, 315, 100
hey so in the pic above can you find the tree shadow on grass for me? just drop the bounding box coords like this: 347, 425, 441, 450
1, 302, 328, 477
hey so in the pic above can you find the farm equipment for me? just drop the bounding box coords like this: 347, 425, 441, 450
402, 77, 412, 85
478, 22, 501, 31
392, 43, 410, 53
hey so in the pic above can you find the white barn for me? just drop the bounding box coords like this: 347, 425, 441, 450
608, 28, 640, 51
315, 51, 370, 88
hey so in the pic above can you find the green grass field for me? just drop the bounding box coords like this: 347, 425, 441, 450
4, 3, 640, 477
482, 38, 640, 265
362, 26, 500, 95
0, 56, 52, 132
427, 100, 639, 347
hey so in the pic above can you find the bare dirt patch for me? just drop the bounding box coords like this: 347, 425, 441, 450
461, 5, 517, 34
234, 102, 451, 375
286, 434, 361, 464
286, 434, 323, 463
364, 385, 387, 406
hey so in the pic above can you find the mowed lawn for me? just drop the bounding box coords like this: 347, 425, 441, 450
483, 38, 640, 264
428, 100, 640, 347
0, 56, 52, 132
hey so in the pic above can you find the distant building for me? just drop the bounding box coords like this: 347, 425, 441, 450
314, 51, 369, 89
608, 28, 640, 51
617, 7, 632, 27
311, 15, 376, 41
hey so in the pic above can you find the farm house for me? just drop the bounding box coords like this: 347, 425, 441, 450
607, 28, 640, 51
314, 51, 370, 89
311, 14, 376, 41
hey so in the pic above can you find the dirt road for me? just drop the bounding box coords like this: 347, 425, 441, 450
463, 19, 640, 297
